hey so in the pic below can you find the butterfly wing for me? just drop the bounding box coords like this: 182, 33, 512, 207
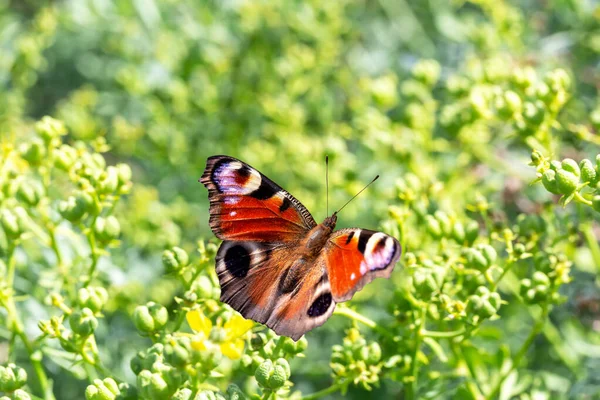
216, 240, 335, 341
324, 228, 401, 302
200, 155, 316, 242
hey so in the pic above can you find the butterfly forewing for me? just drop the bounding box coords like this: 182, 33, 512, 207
200, 156, 316, 242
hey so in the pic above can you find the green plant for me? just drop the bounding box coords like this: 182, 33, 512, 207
1, 1, 599, 399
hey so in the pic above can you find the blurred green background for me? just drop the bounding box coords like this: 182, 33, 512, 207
2, 0, 600, 399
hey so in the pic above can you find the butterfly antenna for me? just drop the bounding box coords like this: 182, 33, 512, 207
326, 155, 329, 216
335, 175, 379, 215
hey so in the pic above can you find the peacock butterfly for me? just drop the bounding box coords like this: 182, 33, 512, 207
200, 155, 401, 340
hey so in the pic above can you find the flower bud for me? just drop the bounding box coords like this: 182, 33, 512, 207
523, 101, 545, 126
162, 247, 189, 273
451, 222, 465, 243
0, 363, 27, 392
85, 377, 120, 400
226, 384, 246, 400
54, 145, 78, 171
16, 180, 44, 207
94, 216, 121, 242
97, 167, 119, 195
189, 275, 215, 300
425, 216, 442, 239
20, 139, 46, 166
137, 370, 169, 399
77, 287, 109, 313
10, 389, 32, 400
579, 159, 596, 184
133, 302, 168, 333
116, 164, 132, 187
69, 308, 98, 336
35, 116, 67, 142
1, 209, 22, 239
254, 359, 273, 388
464, 220, 479, 245
172, 388, 193, 400
503, 90, 522, 115
164, 337, 192, 367
541, 170, 560, 194
555, 168, 579, 195
269, 358, 291, 389
412, 59, 441, 87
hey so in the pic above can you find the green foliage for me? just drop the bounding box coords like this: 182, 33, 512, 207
1, 1, 600, 399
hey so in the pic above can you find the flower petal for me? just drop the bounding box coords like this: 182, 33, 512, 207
220, 339, 245, 360
186, 309, 212, 335
224, 314, 254, 339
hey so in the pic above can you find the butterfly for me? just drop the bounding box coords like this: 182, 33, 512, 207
200, 155, 401, 340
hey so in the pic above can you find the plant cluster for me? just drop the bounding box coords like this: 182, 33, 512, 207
1, 0, 599, 399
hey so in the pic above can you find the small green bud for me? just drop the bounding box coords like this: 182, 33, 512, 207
451, 222, 465, 243
426, 216, 442, 239
172, 388, 193, 400
1, 209, 22, 239
480, 244, 497, 265
94, 216, 121, 242
97, 167, 119, 195
561, 159, 580, 177
191, 275, 215, 300
16, 180, 44, 206
541, 170, 560, 194
555, 168, 579, 195
464, 220, 479, 245
85, 377, 120, 400
0, 363, 28, 392
226, 384, 246, 400
523, 101, 545, 126
579, 159, 596, 184
162, 247, 189, 273
116, 163, 132, 187
544, 68, 570, 91
503, 90, 522, 114
530, 150, 543, 166
268, 358, 290, 389
133, 302, 168, 333
77, 287, 109, 313
20, 139, 46, 166
164, 337, 192, 367
69, 308, 98, 336
137, 370, 169, 399
11, 389, 32, 400
54, 145, 78, 171
412, 59, 441, 86
35, 116, 67, 142
255, 359, 274, 388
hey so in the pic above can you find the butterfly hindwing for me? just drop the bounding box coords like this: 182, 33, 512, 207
324, 228, 401, 302
216, 240, 336, 341
200, 156, 316, 242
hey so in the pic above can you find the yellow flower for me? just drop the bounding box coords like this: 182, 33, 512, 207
186, 310, 254, 360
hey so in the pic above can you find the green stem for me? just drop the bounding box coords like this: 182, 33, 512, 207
583, 224, 600, 274
4, 244, 55, 400
573, 192, 592, 206
83, 217, 99, 287
421, 328, 465, 338
333, 307, 395, 339
405, 307, 426, 400
485, 306, 549, 400
302, 381, 347, 400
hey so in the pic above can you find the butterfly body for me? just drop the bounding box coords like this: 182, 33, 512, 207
200, 155, 401, 340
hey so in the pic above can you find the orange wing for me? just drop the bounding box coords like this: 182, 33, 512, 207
324, 228, 401, 302
200, 156, 316, 242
